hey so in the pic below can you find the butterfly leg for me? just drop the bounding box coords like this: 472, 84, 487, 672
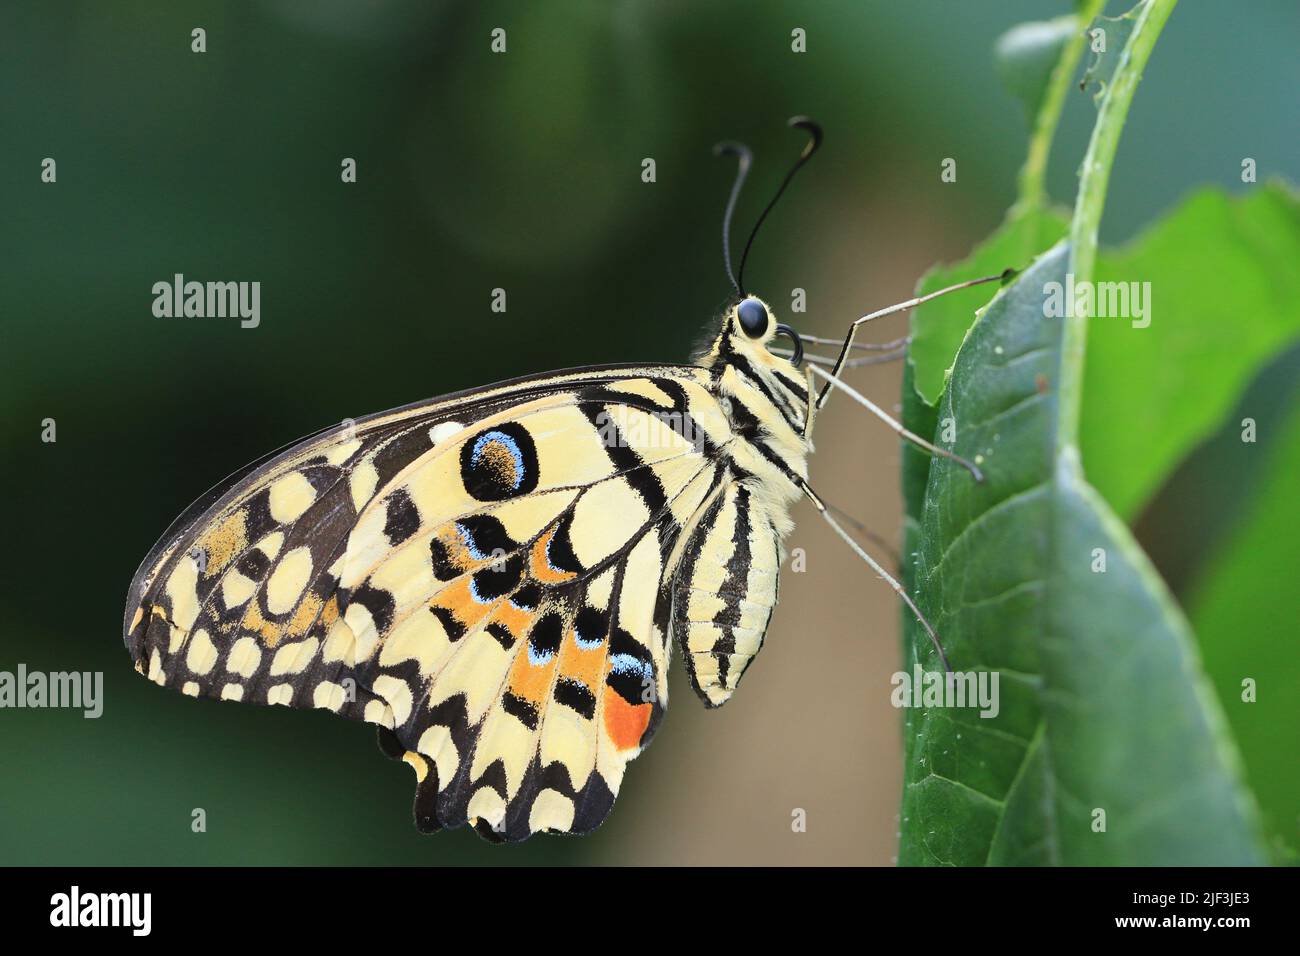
773, 344, 908, 369
814, 272, 1010, 411
807, 362, 985, 483
789, 331, 910, 368
799, 480, 952, 675
799, 331, 911, 352
825, 500, 900, 570
839, 342, 909, 368
800, 363, 819, 439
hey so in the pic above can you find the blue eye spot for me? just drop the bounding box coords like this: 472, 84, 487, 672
460, 422, 539, 502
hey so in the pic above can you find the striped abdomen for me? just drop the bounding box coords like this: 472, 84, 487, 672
671, 481, 783, 708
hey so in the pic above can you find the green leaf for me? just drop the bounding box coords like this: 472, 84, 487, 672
1188, 376, 1300, 859
910, 186, 1300, 522
908, 207, 1068, 407
995, 17, 1079, 125
898, 242, 1266, 865
1082, 184, 1300, 519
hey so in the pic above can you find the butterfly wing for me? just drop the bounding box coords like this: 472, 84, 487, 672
124, 365, 732, 840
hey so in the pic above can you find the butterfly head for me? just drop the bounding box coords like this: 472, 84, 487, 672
696, 294, 815, 444
732, 296, 804, 364
708, 294, 805, 370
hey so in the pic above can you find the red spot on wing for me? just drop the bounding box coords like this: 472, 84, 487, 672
603, 688, 651, 751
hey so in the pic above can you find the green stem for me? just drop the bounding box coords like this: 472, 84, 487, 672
1060, 0, 1178, 449
1016, 0, 1106, 211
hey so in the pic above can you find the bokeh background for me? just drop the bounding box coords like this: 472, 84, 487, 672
2, 0, 1296, 865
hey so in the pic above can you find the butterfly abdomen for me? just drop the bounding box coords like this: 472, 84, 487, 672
671, 480, 784, 708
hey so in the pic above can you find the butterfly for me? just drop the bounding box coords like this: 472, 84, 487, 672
122, 118, 1000, 842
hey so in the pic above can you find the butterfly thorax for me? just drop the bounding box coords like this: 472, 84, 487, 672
696, 298, 813, 483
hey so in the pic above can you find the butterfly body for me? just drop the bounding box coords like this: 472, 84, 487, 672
124, 296, 816, 840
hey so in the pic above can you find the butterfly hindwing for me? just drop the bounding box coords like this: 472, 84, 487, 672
125, 365, 729, 840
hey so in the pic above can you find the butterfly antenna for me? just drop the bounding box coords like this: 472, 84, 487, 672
712, 140, 753, 296
736, 116, 823, 294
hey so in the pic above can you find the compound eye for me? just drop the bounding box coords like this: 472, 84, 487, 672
736, 298, 769, 338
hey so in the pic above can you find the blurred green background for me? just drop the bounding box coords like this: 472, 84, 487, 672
1, 0, 1296, 865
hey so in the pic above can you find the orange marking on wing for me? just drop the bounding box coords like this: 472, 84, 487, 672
240, 601, 285, 647
286, 591, 324, 638
477, 442, 517, 486
557, 626, 606, 690
200, 510, 247, 578
507, 639, 558, 708
492, 600, 535, 640
318, 594, 340, 629
432, 523, 475, 577
432, 578, 472, 615
529, 527, 577, 585
431, 579, 498, 635
603, 689, 651, 751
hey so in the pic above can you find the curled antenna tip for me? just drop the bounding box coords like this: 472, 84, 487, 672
736, 117, 825, 292
713, 140, 752, 164
787, 116, 824, 155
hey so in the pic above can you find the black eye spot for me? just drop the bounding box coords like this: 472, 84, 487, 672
460, 422, 539, 502
736, 299, 769, 338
